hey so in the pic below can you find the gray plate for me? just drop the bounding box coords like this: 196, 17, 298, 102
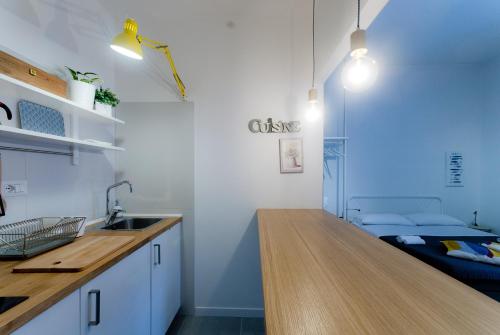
18, 100, 65, 136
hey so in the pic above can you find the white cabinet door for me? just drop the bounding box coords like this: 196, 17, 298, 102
80, 244, 150, 335
13, 290, 80, 335
151, 230, 168, 335
165, 223, 181, 326
151, 223, 181, 335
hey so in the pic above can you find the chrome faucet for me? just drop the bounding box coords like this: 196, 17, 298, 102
106, 181, 133, 225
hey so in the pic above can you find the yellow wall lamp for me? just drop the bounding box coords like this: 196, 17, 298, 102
111, 18, 186, 100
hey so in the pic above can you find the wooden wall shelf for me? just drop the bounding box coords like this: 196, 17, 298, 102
0, 74, 124, 125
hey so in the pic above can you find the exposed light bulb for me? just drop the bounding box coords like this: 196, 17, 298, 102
342, 54, 378, 92
306, 88, 321, 122
342, 29, 378, 92
306, 102, 321, 122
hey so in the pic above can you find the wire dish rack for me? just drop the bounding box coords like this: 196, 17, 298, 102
0, 217, 86, 259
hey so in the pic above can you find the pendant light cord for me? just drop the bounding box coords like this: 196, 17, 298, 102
312, 0, 316, 88
357, 0, 360, 29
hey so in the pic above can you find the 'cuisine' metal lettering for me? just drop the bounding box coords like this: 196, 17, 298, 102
248, 118, 301, 133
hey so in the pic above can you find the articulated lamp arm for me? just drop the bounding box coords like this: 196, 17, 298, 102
138, 35, 186, 99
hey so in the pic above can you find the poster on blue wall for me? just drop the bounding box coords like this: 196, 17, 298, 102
446, 152, 464, 187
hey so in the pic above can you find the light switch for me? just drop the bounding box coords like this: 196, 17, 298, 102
2, 180, 28, 196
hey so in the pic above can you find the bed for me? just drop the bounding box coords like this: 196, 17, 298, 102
348, 196, 500, 302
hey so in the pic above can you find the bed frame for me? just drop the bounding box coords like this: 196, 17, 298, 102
346, 195, 443, 221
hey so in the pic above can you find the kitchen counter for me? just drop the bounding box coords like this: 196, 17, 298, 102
0, 216, 182, 334
257, 209, 500, 335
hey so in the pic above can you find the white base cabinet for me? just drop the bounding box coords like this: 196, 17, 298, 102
13, 223, 181, 335
12, 290, 80, 335
165, 223, 181, 327
80, 244, 151, 335
151, 223, 181, 335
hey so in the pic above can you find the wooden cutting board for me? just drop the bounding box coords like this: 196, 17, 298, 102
12, 235, 135, 273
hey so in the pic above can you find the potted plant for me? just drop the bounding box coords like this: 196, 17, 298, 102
94, 87, 120, 117
66, 66, 100, 110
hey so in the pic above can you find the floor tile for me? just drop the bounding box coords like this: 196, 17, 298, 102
241, 317, 265, 335
170, 316, 242, 335
166, 313, 185, 334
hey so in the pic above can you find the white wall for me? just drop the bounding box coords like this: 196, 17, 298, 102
103, 0, 325, 316
0, 0, 117, 224
115, 102, 195, 313
324, 63, 483, 224
0, 0, 381, 317
191, 0, 323, 317
0, 0, 390, 318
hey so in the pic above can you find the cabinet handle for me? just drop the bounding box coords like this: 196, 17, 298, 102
88, 289, 101, 326
154, 244, 161, 265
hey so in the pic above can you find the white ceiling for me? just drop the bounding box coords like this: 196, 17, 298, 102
0, 0, 386, 101
98, 0, 372, 101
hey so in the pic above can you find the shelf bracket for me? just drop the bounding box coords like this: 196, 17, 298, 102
70, 114, 80, 166
72, 145, 79, 165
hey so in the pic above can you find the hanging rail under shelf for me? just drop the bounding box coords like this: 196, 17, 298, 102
0, 145, 72, 156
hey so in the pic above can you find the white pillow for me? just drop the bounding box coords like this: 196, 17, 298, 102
405, 213, 466, 226
359, 213, 415, 226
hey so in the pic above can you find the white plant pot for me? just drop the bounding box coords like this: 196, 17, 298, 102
69, 80, 96, 110
94, 102, 113, 117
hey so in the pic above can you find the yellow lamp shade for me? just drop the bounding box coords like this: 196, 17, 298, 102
110, 18, 143, 60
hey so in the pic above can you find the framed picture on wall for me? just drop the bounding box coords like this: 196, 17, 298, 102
445, 151, 464, 187
279, 138, 303, 173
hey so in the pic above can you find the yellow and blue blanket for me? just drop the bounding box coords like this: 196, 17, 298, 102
442, 240, 500, 266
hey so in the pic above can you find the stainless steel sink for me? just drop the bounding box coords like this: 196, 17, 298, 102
0, 296, 28, 314
101, 217, 163, 231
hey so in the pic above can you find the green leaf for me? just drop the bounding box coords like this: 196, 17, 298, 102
94, 86, 120, 106
65, 66, 79, 80
66, 67, 101, 84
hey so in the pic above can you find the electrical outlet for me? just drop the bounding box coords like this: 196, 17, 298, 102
2, 180, 28, 196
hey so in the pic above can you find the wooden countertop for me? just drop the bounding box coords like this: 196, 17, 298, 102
0, 216, 181, 334
257, 209, 500, 335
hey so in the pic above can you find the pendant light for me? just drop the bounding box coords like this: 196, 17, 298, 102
306, 0, 321, 122
341, 0, 378, 92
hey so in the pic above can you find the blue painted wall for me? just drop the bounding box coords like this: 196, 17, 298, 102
480, 58, 500, 230
366, 0, 500, 65
324, 63, 484, 224
323, 65, 345, 215
323, 0, 500, 230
